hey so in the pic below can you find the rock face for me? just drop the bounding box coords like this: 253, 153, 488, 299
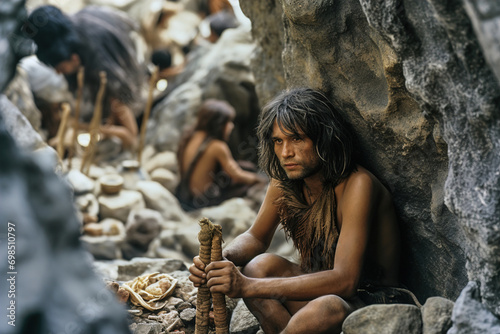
146, 25, 261, 162
242, 0, 500, 318
0, 118, 130, 333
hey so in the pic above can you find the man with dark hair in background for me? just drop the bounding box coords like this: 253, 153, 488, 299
25, 5, 145, 150
189, 88, 415, 333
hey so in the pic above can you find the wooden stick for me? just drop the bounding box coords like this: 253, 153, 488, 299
211, 224, 228, 334
68, 66, 84, 169
56, 102, 71, 160
137, 66, 158, 166
195, 218, 214, 334
81, 71, 107, 175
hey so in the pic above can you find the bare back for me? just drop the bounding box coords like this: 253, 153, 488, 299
180, 131, 260, 198
180, 131, 222, 197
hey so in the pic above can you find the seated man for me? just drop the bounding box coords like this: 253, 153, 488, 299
189, 88, 410, 333
175, 99, 265, 211
25, 5, 144, 150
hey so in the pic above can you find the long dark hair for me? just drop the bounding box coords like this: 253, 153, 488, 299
257, 87, 356, 186
177, 99, 235, 172
26, 5, 144, 118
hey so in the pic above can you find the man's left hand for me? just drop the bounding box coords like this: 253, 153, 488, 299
205, 260, 247, 298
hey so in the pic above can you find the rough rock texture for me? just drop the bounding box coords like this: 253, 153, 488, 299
146, 25, 261, 162
421, 297, 454, 334
239, 1, 286, 106
463, 0, 500, 85
243, 1, 500, 318
359, 0, 500, 316
343, 304, 422, 334
448, 281, 500, 333
0, 118, 130, 333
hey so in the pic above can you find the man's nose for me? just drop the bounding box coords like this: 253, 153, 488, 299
281, 141, 294, 158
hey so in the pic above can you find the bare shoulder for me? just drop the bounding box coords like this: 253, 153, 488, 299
206, 139, 231, 156
343, 166, 378, 197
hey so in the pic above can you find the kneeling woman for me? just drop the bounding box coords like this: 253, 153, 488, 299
175, 99, 265, 211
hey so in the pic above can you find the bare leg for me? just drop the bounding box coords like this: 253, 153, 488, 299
282, 295, 365, 334
242, 254, 307, 334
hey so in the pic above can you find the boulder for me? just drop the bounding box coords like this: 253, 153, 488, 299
343, 304, 422, 334
199, 197, 257, 241
66, 169, 96, 195
80, 218, 126, 260
229, 299, 261, 334
421, 297, 454, 334
448, 281, 500, 334
136, 180, 187, 222
98, 190, 145, 223
150, 167, 178, 194
143, 150, 178, 174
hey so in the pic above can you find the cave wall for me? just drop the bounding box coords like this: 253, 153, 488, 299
241, 0, 500, 309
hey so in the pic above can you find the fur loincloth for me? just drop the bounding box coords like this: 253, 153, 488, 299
275, 181, 339, 272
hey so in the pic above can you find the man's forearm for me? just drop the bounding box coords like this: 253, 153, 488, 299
242, 270, 356, 301
223, 232, 268, 266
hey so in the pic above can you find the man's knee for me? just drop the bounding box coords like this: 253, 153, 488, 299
242, 253, 294, 279
283, 295, 351, 334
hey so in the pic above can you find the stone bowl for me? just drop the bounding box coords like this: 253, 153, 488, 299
99, 174, 124, 195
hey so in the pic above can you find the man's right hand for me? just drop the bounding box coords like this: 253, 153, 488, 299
188, 256, 207, 287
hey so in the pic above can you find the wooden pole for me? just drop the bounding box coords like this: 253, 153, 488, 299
81, 71, 107, 175
211, 224, 228, 334
137, 66, 158, 166
55, 102, 71, 160
68, 66, 84, 169
195, 218, 214, 334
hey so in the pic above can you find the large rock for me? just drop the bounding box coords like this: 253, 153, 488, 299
99, 190, 146, 223
80, 218, 126, 260
199, 197, 257, 241
0, 115, 130, 334
242, 0, 500, 310
421, 297, 454, 334
229, 299, 261, 334
343, 304, 422, 334
146, 25, 261, 162
136, 180, 187, 222
448, 281, 500, 334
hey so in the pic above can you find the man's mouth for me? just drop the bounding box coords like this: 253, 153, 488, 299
283, 163, 299, 169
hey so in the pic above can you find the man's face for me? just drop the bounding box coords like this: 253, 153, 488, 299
54, 53, 80, 75
272, 120, 321, 180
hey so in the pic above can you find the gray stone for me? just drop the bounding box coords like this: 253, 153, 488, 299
170, 271, 197, 302
180, 308, 196, 322
98, 190, 145, 223
448, 281, 500, 334
199, 198, 257, 241
136, 180, 187, 222
0, 95, 47, 152
122, 208, 162, 259
132, 322, 162, 334
421, 297, 454, 334
229, 299, 260, 334
0, 96, 129, 334
4, 65, 42, 133
67, 169, 96, 195
75, 193, 100, 218
80, 219, 126, 260
143, 150, 178, 174
343, 304, 422, 334
150, 167, 178, 194
159, 224, 200, 259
